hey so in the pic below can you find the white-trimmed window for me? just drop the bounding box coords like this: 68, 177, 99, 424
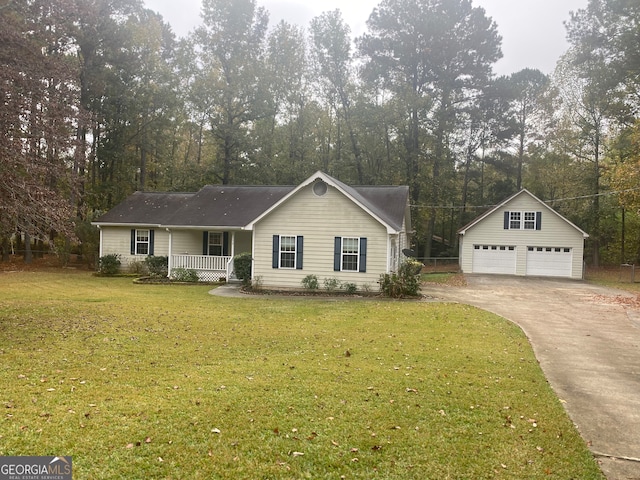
135, 229, 150, 255
272, 235, 303, 270
130, 229, 154, 256
504, 211, 541, 230
279, 235, 296, 269
524, 212, 536, 229
333, 237, 367, 273
208, 232, 223, 256
509, 211, 521, 229
342, 237, 359, 271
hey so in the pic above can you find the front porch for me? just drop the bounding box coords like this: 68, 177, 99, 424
170, 255, 234, 282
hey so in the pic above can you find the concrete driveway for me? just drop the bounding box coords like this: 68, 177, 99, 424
425, 275, 640, 480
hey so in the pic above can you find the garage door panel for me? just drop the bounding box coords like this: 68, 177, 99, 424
526, 247, 571, 277
472, 245, 516, 275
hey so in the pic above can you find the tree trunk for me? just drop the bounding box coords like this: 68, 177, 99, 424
24, 232, 32, 264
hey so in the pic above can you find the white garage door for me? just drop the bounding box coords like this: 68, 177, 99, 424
526, 247, 572, 277
472, 245, 516, 275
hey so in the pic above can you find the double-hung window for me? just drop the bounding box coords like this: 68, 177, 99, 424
504, 211, 541, 230
333, 237, 367, 272
208, 232, 223, 256
523, 212, 536, 229
130, 228, 154, 255
509, 212, 521, 229
272, 235, 303, 270
135, 229, 150, 255
341, 237, 359, 271
279, 235, 296, 269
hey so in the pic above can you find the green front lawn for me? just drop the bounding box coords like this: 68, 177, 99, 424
0, 272, 603, 479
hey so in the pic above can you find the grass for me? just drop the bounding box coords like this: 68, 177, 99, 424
0, 272, 604, 479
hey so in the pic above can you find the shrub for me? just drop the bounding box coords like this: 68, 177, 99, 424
301, 274, 319, 290
171, 267, 199, 282
343, 282, 357, 294
128, 259, 147, 275
380, 259, 423, 298
323, 277, 340, 292
144, 256, 168, 278
98, 254, 121, 275
252, 276, 263, 290
233, 252, 252, 286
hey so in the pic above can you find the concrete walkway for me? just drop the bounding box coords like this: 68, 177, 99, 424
425, 275, 640, 480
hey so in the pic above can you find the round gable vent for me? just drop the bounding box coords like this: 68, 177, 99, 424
313, 180, 328, 196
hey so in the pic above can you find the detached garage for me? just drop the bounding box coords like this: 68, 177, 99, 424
458, 189, 589, 279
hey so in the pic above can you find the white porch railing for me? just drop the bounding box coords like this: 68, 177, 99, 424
171, 255, 233, 282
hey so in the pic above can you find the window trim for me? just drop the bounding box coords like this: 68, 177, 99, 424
130, 228, 154, 256
334, 237, 367, 273
279, 235, 297, 269
208, 232, 223, 256
341, 237, 360, 272
504, 211, 541, 230
272, 235, 303, 270
136, 229, 150, 255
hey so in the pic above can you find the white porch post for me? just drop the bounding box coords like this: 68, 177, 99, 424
166, 228, 172, 278
230, 231, 235, 258
97, 226, 103, 258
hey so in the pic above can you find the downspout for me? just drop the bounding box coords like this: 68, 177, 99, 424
97, 226, 103, 259
166, 228, 172, 278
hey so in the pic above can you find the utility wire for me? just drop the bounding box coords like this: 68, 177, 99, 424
409, 187, 640, 210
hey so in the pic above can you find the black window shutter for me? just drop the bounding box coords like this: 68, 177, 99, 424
359, 238, 367, 272
202, 231, 209, 255
503, 211, 510, 229
334, 237, 341, 271
149, 229, 155, 256
223, 232, 229, 256
272, 235, 279, 269
536, 212, 542, 230
296, 236, 303, 270
130, 229, 136, 255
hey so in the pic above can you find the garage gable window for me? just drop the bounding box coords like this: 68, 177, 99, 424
504, 211, 542, 230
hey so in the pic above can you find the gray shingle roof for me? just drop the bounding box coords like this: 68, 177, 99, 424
93, 192, 195, 225
94, 175, 409, 231
349, 185, 409, 231
164, 185, 295, 227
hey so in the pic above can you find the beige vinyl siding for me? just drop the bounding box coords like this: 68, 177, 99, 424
100, 226, 169, 269
170, 230, 251, 256
171, 230, 202, 255
460, 194, 585, 279
253, 183, 389, 290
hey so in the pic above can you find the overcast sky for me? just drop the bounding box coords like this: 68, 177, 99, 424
144, 0, 588, 76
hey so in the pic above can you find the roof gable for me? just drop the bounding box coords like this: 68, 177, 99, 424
245, 171, 409, 233
458, 189, 589, 238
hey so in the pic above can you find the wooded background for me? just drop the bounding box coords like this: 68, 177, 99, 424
2, 0, 639, 265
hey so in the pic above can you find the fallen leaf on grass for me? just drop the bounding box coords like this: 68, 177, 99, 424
291, 451, 304, 457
